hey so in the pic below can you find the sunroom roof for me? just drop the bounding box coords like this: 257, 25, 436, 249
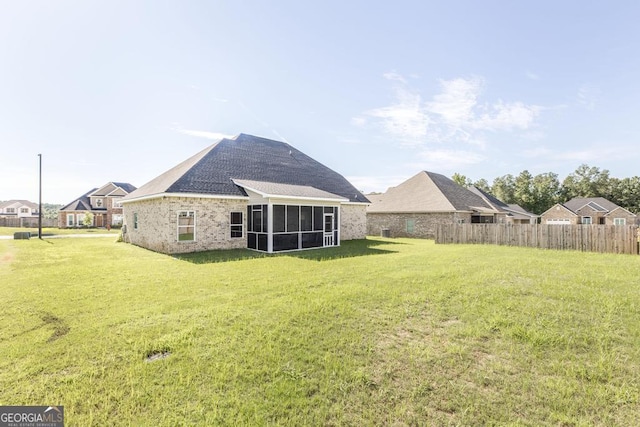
233, 179, 348, 202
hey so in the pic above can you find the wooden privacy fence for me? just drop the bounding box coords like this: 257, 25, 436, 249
0, 217, 57, 228
435, 224, 640, 255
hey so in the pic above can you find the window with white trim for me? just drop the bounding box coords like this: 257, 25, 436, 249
67, 214, 75, 226
614, 218, 626, 226
95, 198, 103, 208
230, 212, 243, 238
581, 216, 592, 224
20, 208, 29, 213
112, 198, 123, 208
177, 211, 196, 242
133, 213, 138, 229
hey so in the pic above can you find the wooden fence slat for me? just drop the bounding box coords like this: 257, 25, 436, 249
435, 224, 639, 255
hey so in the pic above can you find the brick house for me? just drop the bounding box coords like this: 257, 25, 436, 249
367, 171, 523, 239
120, 133, 370, 254
58, 182, 137, 228
540, 197, 637, 225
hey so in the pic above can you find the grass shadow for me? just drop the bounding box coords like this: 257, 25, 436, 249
175, 238, 404, 264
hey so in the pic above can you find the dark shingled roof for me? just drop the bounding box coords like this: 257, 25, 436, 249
468, 186, 509, 210
60, 188, 97, 211
60, 182, 137, 211
563, 197, 619, 213
110, 182, 137, 194
428, 172, 494, 211
125, 134, 369, 203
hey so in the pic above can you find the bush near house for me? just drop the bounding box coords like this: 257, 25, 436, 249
1, 237, 639, 425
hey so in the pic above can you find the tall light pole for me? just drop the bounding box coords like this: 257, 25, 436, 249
38, 153, 42, 239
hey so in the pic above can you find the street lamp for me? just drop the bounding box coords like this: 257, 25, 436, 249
38, 153, 42, 239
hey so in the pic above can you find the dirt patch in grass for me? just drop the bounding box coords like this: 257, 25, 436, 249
41, 312, 70, 342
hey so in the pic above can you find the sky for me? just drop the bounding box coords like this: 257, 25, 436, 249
2, 1, 640, 204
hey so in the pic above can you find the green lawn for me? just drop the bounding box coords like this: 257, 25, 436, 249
0, 226, 121, 236
1, 237, 639, 426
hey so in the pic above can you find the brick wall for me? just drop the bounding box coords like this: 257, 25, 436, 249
122, 197, 248, 254
540, 206, 579, 224
367, 212, 471, 239
340, 204, 367, 241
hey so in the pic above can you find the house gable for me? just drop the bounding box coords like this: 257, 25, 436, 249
367, 171, 494, 214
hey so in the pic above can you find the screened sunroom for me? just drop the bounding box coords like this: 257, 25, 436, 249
234, 179, 347, 253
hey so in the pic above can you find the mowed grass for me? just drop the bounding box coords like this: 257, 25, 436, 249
0, 226, 121, 236
1, 237, 639, 426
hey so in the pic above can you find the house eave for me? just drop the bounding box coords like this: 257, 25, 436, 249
121, 192, 250, 204
265, 195, 349, 203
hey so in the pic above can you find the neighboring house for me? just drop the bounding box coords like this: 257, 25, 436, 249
120, 133, 370, 254
58, 182, 137, 228
0, 200, 39, 218
367, 171, 514, 238
540, 197, 637, 226
468, 186, 539, 224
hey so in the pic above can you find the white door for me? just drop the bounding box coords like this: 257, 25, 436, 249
323, 213, 334, 246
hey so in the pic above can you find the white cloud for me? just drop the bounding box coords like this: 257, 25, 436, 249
474, 101, 540, 131
176, 129, 233, 140
364, 86, 431, 142
426, 77, 481, 126
383, 71, 407, 84
357, 73, 542, 148
577, 84, 600, 110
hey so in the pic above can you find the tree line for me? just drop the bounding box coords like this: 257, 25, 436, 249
452, 164, 640, 215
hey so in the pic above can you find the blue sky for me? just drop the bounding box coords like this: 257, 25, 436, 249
2, 1, 640, 204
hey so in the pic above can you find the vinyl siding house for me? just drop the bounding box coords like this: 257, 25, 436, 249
58, 182, 137, 228
367, 171, 514, 238
540, 197, 637, 225
0, 200, 39, 218
120, 134, 370, 254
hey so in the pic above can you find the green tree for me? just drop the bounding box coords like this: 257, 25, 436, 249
531, 172, 561, 214
473, 178, 491, 192
560, 164, 611, 199
514, 170, 535, 212
452, 173, 472, 187
491, 174, 516, 204
609, 176, 640, 213
82, 212, 94, 227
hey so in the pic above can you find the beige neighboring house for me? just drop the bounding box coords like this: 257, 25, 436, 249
367, 171, 521, 239
58, 182, 137, 228
540, 197, 637, 226
120, 133, 370, 254
0, 200, 39, 218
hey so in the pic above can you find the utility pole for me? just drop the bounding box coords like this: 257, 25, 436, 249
38, 153, 42, 239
